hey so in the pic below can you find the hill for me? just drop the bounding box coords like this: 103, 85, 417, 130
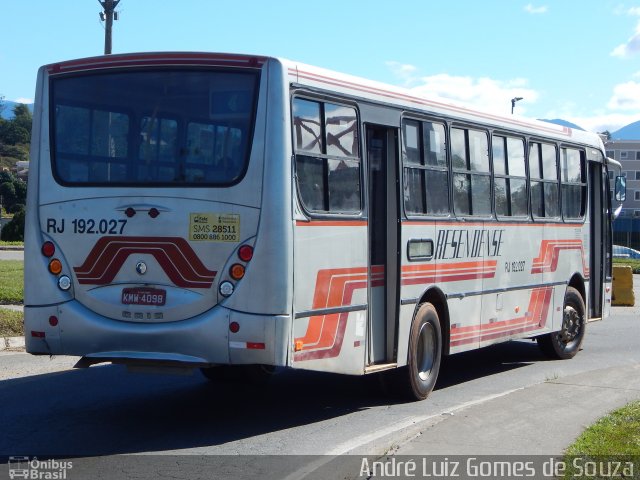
1, 101, 34, 120
611, 120, 640, 141
538, 118, 585, 131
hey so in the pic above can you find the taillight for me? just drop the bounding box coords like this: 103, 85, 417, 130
229, 263, 245, 281
238, 245, 254, 262
219, 244, 254, 298
48, 259, 63, 275
41, 242, 55, 257
58, 275, 71, 291
42, 241, 70, 291
219, 281, 234, 297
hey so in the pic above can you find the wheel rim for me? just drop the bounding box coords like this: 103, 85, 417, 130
416, 322, 436, 382
555, 305, 582, 349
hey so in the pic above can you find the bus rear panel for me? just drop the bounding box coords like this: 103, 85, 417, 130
25, 53, 293, 371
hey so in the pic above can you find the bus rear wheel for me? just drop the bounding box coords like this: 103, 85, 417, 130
537, 286, 586, 360
402, 303, 442, 400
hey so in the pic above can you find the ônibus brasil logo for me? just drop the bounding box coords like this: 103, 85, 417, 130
8, 457, 72, 479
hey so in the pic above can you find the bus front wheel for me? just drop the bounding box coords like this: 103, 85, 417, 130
537, 286, 586, 360
403, 303, 442, 400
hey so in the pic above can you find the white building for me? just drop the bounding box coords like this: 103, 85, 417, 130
605, 139, 640, 217
605, 139, 640, 249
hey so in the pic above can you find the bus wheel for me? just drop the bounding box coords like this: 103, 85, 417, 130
403, 303, 442, 400
537, 286, 586, 360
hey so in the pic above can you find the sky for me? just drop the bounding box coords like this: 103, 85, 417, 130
1, 0, 639, 133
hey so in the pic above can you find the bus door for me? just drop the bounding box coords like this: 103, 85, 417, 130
366, 125, 400, 365
588, 157, 609, 318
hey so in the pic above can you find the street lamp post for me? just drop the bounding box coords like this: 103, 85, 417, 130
99, 0, 120, 55
511, 97, 523, 114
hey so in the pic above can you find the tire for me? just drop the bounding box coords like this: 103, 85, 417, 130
401, 303, 443, 400
537, 286, 586, 360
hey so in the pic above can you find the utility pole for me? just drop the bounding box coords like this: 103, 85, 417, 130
99, 0, 120, 55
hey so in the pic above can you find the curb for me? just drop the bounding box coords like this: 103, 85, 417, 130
0, 304, 24, 312
0, 246, 24, 251
0, 336, 25, 351
392, 363, 640, 456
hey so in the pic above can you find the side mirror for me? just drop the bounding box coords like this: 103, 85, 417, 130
615, 175, 626, 202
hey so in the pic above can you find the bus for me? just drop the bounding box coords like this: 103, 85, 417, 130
25, 52, 624, 400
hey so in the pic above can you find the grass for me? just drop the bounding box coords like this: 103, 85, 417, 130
0, 240, 23, 247
613, 257, 640, 274
562, 401, 640, 478
0, 260, 23, 304
0, 259, 24, 337
0, 308, 23, 336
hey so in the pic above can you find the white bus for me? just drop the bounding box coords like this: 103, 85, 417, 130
25, 52, 624, 400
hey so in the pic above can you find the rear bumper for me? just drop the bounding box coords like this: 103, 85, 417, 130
24, 301, 291, 367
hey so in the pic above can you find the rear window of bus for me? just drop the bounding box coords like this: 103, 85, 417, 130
50, 69, 259, 186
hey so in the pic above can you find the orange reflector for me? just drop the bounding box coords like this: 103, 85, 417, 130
229, 263, 245, 281
48, 259, 63, 275
294, 340, 304, 352
515, 306, 520, 313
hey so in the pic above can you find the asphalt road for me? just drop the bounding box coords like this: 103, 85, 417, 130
0, 250, 23, 261
1, 295, 639, 479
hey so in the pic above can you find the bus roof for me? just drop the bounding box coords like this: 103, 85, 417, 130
43, 51, 604, 151
280, 57, 604, 149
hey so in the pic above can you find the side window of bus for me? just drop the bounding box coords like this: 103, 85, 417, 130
451, 127, 491, 216
561, 147, 587, 219
493, 135, 527, 217
529, 142, 559, 219
402, 119, 449, 216
293, 98, 361, 214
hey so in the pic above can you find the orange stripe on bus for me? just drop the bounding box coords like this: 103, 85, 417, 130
294, 260, 498, 361
531, 240, 589, 276
450, 287, 553, 346
401, 260, 497, 273
402, 221, 584, 228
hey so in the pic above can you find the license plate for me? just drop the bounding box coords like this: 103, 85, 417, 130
121, 288, 166, 306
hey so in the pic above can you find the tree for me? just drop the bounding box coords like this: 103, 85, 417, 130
0, 182, 17, 212
1, 207, 24, 241
0, 171, 15, 184
0, 122, 29, 145
599, 130, 612, 140
14, 180, 26, 206
12, 104, 32, 136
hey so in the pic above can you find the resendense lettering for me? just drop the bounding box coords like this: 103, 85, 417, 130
434, 229, 505, 260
